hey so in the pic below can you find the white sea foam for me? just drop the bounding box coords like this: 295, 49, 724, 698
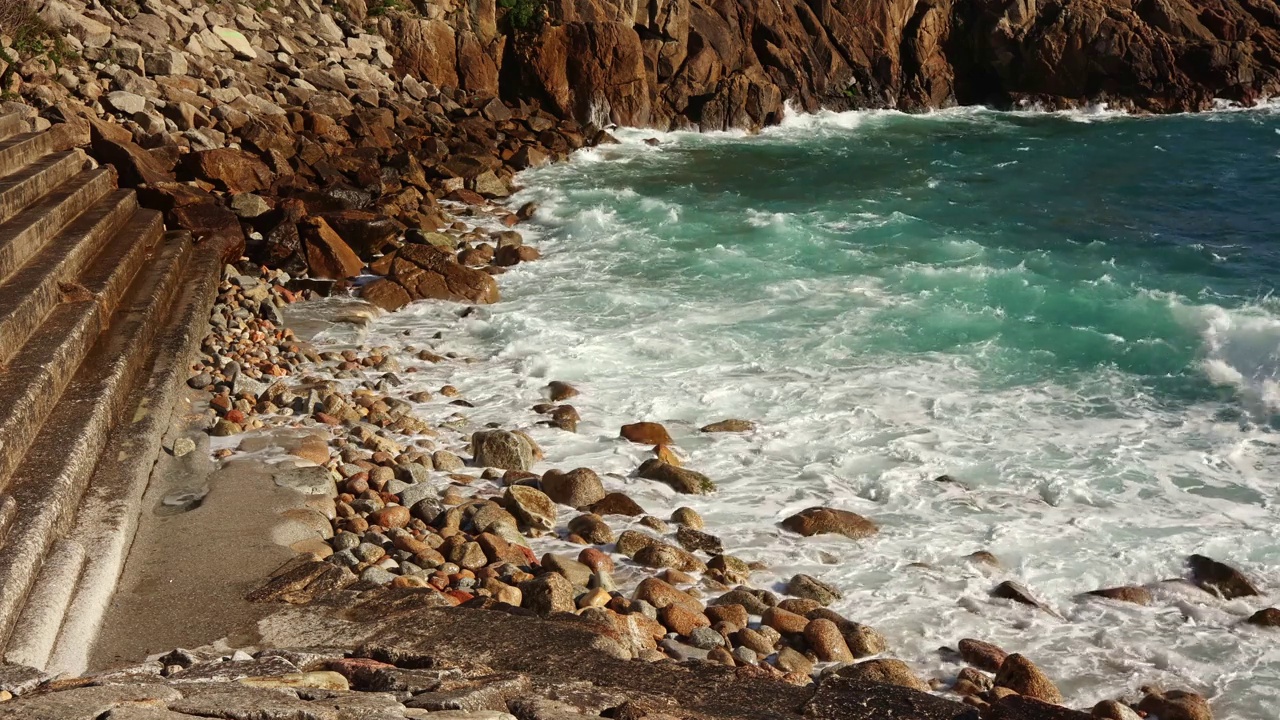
332, 108, 1280, 719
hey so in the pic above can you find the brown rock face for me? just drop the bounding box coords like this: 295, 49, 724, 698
780, 507, 877, 540
379, 15, 459, 88
184, 148, 275, 194
485, 0, 1280, 130
390, 244, 500, 304
299, 217, 364, 280
511, 21, 650, 127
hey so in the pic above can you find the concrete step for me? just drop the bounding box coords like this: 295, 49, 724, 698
0, 126, 73, 190
0, 215, 182, 649
0, 209, 163, 489
0, 150, 87, 228
0, 189, 139, 366
0, 168, 115, 287
27, 234, 229, 674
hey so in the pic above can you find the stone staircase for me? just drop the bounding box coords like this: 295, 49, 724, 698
0, 114, 227, 674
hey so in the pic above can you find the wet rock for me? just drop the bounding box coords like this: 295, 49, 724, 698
835, 659, 930, 692
787, 574, 842, 606
1093, 700, 1144, 720
503, 486, 557, 531
992, 581, 1052, 612
843, 623, 888, 657
300, 216, 364, 280
361, 279, 413, 312
566, 513, 615, 544
761, 606, 808, 635
805, 618, 853, 662
587, 492, 645, 517
637, 459, 715, 494
958, 638, 1007, 673
994, 654, 1063, 704
620, 422, 673, 446
675, 526, 723, 555
780, 507, 877, 540
706, 555, 752, 585
615, 529, 662, 557
547, 381, 579, 401
391, 244, 500, 304
634, 577, 702, 612
634, 543, 706, 573
1188, 554, 1261, 599
1248, 607, 1280, 626
541, 468, 606, 508
988, 695, 1091, 719
671, 506, 703, 529
1086, 586, 1153, 605
473, 430, 535, 471
700, 419, 756, 433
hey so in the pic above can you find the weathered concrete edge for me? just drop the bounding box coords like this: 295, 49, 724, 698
44, 233, 231, 677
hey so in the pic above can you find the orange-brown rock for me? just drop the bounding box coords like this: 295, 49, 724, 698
183, 148, 274, 194
391, 243, 500, 304
620, 422, 673, 446
300, 216, 364, 280
780, 507, 877, 540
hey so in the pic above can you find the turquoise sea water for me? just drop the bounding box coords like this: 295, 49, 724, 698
380, 107, 1280, 716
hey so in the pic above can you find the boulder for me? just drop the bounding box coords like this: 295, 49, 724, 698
994, 654, 1063, 704
700, 419, 756, 433
1086, 586, 1152, 605
1188, 554, 1261, 599
991, 581, 1052, 612
541, 468, 606, 508
587, 493, 646, 517
503, 486, 557, 532
780, 507, 877, 540
834, 659, 930, 692
1248, 608, 1280, 627
633, 543, 706, 573
300, 217, 364, 280
183, 148, 274, 194
620, 422, 674, 445
637, 459, 715, 494
473, 430, 535, 471
804, 618, 853, 662
958, 638, 1007, 673
1136, 689, 1213, 720
787, 574, 841, 606
361, 279, 412, 312
391, 244, 500, 304
566, 514, 614, 544
520, 572, 574, 615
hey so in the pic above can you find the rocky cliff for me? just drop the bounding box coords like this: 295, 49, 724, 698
379, 0, 1280, 130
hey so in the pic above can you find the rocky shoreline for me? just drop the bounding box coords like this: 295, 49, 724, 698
0, 0, 1274, 718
